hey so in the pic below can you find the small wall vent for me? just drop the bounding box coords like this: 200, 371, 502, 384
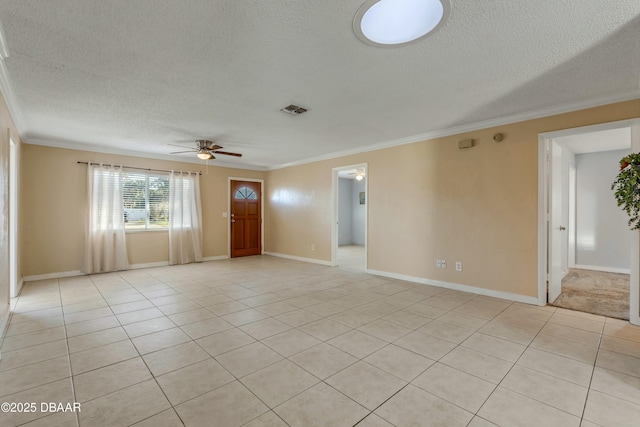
280, 104, 308, 115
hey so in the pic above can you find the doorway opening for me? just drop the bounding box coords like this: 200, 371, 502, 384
228, 179, 263, 258
538, 119, 640, 325
332, 164, 367, 270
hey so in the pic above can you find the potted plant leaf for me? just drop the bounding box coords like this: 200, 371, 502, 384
612, 153, 640, 230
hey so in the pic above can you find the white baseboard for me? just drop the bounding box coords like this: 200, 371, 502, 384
22, 256, 231, 282
203, 256, 229, 262
131, 256, 229, 268
129, 261, 169, 269
365, 268, 541, 306
263, 252, 333, 266
23, 270, 84, 282
573, 265, 631, 275
11, 278, 24, 299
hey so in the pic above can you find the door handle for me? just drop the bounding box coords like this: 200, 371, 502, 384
559, 226, 566, 231
231, 219, 236, 223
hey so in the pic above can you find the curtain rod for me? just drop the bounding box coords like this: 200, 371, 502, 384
77, 161, 202, 175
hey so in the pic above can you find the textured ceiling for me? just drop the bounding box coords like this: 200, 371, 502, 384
0, 0, 639, 169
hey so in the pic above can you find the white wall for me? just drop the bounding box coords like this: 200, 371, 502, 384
338, 178, 352, 245
576, 149, 631, 271
352, 178, 366, 246
338, 177, 366, 246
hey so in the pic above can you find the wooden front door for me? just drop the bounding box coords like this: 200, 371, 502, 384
230, 180, 262, 257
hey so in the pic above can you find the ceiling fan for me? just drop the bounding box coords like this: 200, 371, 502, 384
169, 140, 242, 160
347, 168, 366, 181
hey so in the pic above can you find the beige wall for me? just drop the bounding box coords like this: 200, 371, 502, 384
21, 145, 265, 276
266, 99, 640, 298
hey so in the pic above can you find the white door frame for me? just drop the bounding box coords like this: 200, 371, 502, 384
548, 139, 564, 303
568, 165, 576, 269
9, 134, 18, 297
538, 118, 640, 325
227, 177, 265, 258
331, 163, 368, 268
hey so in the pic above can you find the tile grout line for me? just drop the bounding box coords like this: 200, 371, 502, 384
58, 278, 80, 427
578, 322, 605, 426
8, 261, 640, 426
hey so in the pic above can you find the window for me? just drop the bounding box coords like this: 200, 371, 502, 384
234, 186, 257, 200
123, 172, 169, 230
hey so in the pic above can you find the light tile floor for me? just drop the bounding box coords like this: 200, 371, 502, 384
1, 256, 640, 426
337, 245, 365, 271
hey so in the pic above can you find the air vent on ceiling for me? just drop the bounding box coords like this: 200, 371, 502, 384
280, 104, 308, 115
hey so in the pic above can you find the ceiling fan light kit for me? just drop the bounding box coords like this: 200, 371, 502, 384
169, 140, 242, 162
197, 149, 214, 160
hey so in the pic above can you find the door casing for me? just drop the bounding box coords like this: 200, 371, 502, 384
538, 118, 640, 325
331, 163, 368, 268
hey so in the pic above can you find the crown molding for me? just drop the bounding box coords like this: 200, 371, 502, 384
24, 136, 269, 171
0, 19, 25, 135
268, 89, 640, 170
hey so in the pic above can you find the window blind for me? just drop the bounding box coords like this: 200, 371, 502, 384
122, 172, 169, 230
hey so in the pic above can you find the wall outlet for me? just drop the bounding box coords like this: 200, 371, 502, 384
441, 260, 447, 269
455, 261, 462, 271
436, 259, 442, 268
311, 244, 315, 251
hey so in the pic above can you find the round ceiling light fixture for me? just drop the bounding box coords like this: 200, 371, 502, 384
353, 0, 449, 46
197, 149, 214, 160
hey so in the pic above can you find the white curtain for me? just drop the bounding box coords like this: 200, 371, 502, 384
169, 171, 203, 265
82, 164, 129, 273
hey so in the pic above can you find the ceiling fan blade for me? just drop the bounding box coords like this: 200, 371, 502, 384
212, 150, 242, 157
168, 143, 195, 148
170, 150, 196, 154
207, 144, 223, 151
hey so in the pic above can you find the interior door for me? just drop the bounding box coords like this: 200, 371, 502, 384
549, 140, 564, 303
230, 180, 262, 257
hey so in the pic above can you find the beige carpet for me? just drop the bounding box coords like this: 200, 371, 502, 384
552, 268, 629, 320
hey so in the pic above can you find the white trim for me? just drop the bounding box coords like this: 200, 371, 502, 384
332, 163, 368, 269
537, 134, 549, 306
203, 255, 229, 262
270, 91, 640, 171
0, 19, 10, 59
227, 178, 265, 258
572, 265, 631, 275
538, 118, 640, 140
539, 118, 640, 324
12, 93, 640, 172
263, 252, 333, 266
21, 257, 230, 282
366, 269, 541, 306
15, 278, 23, 298
23, 270, 83, 282
129, 261, 169, 269
25, 137, 268, 171
0, 70, 23, 134
8, 133, 18, 298
630, 122, 640, 326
